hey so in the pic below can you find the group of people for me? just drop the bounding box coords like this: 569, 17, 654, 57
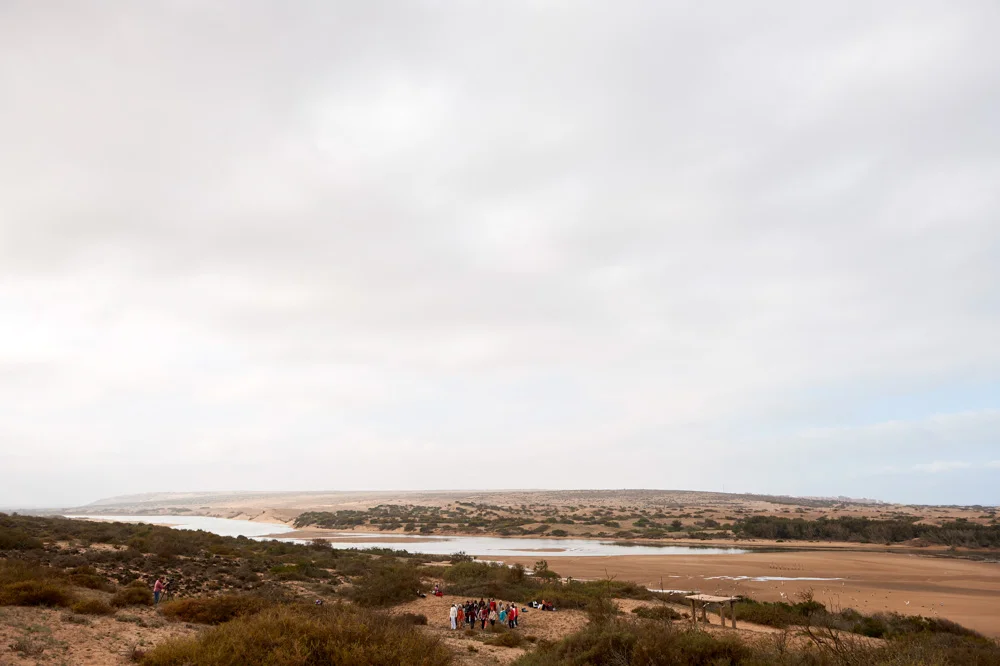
449, 598, 520, 630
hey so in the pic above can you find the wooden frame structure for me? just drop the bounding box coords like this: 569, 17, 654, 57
684, 594, 737, 629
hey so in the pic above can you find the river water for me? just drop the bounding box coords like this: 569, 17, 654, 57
63, 514, 297, 539
64, 515, 747, 558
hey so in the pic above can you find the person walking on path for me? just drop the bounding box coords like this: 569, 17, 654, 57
449, 604, 458, 630
153, 577, 165, 605
488, 607, 497, 627
478, 606, 488, 630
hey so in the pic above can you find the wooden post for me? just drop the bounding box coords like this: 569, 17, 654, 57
730, 600, 736, 629
701, 603, 707, 623
719, 603, 725, 626
690, 599, 697, 629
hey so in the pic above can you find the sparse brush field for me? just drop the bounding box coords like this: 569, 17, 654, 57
1, 512, 999, 665
291, 501, 1000, 547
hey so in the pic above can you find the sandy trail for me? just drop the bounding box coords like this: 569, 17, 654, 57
390, 592, 587, 665
499, 550, 1000, 637
0, 606, 196, 666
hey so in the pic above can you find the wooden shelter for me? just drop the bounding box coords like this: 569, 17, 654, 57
684, 594, 738, 629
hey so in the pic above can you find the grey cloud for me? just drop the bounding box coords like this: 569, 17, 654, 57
1, 1, 999, 506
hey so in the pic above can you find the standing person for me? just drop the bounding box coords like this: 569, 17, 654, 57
489, 607, 497, 627
153, 577, 165, 605
479, 605, 488, 630
449, 604, 458, 630
513, 604, 519, 628
457, 604, 465, 628
498, 605, 507, 626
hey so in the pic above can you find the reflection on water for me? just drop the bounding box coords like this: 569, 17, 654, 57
64, 515, 747, 557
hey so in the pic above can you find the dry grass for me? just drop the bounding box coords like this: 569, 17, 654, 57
159, 594, 271, 625
71, 597, 116, 615
141, 603, 453, 665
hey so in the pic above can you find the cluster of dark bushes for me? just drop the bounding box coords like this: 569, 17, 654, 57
631, 605, 682, 621
294, 504, 543, 535
0, 560, 153, 611
735, 594, 989, 641
512, 616, 1000, 666
160, 594, 272, 624
290, 501, 1000, 548
346, 560, 427, 607
734, 515, 1000, 547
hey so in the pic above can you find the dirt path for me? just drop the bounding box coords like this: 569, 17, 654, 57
0, 606, 197, 666
390, 593, 587, 664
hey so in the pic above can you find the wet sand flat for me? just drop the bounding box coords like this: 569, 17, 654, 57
499, 550, 1000, 637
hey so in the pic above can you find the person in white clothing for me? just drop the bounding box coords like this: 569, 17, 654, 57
449, 604, 458, 630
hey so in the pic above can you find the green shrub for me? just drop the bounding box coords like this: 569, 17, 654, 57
160, 595, 270, 625
112, 585, 153, 607
631, 605, 681, 621
68, 566, 115, 592
141, 604, 452, 665
732, 599, 798, 628
396, 612, 428, 626
0, 528, 43, 550
72, 598, 115, 615
0, 580, 75, 607
485, 628, 525, 647
632, 626, 751, 665
513, 619, 752, 666
347, 562, 426, 607
515, 611, 1000, 666
532, 560, 560, 579
0, 560, 59, 586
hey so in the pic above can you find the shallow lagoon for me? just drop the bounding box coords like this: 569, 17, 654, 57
310, 533, 747, 557
65, 515, 746, 557
63, 514, 296, 539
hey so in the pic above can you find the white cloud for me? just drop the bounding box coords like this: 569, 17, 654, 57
911, 461, 973, 474
0, 1, 998, 506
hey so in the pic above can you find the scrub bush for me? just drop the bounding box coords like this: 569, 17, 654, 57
141, 604, 452, 665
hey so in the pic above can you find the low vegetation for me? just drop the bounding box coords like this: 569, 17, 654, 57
512, 616, 1000, 666
735, 515, 1000, 547
141, 603, 453, 665
346, 560, 427, 607
292, 500, 1000, 548
735, 592, 990, 641
71, 597, 115, 615
631, 605, 683, 621
111, 582, 154, 607
0, 561, 75, 607
441, 560, 661, 610
160, 594, 273, 624
2, 512, 999, 665
0, 512, 448, 606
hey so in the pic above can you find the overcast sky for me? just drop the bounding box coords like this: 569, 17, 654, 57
1, 1, 998, 508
